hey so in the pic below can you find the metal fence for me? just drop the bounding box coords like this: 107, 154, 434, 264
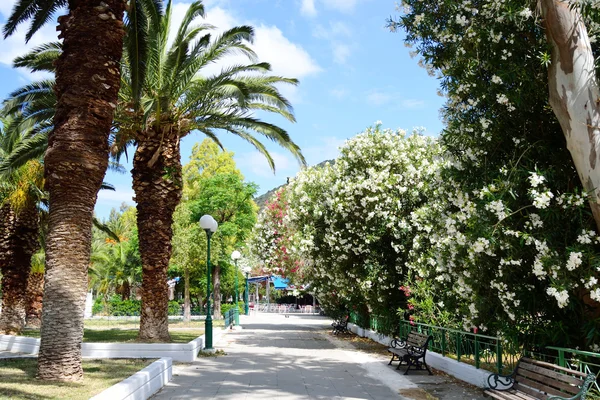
349, 313, 600, 387
224, 308, 238, 329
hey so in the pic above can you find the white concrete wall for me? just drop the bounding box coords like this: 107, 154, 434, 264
0, 328, 226, 362
0, 334, 40, 354
347, 322, 490, 388
90, 357, 172, 400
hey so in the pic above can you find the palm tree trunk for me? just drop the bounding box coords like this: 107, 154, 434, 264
25, 271, 44, 328
133, 127, 182, 342
213, 264, 222, 319
38, 0, 125, 381
0, 202, 39, 334
183, 267, 191, 322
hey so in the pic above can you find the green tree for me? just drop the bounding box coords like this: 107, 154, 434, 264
171, 139, 256, 321
116, 1, 305, 341
3, 0, 129, 381
0, 119, 43, 335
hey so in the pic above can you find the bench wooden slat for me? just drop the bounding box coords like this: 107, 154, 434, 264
484, 389, 540, 400
517, 368, 580, 395
519, 359, 587, 385
514, 376, 568, 398
521, 357, 588, 379
486, 356, 595, 400
511, 382, 548, 400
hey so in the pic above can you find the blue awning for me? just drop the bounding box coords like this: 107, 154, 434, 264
271, 276, 289, 290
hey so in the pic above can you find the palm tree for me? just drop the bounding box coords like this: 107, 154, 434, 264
26, 249, 45, 327
0, 118, 44, 334
4, 0, 128, 381
116, 0, 306, 341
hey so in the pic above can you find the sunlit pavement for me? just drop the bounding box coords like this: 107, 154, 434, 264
151, 313, 484, 400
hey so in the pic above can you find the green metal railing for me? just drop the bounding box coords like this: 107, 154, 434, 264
546, 347, 600, 392
397, 320, 520, 374
349, 312, 600, 388
224, 308, 238, 329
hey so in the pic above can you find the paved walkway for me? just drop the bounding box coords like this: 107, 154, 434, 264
152, 313, 486, 400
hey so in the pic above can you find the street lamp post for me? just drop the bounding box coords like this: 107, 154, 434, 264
231, 250, 241, 326
243, 266, 251, 315
200, 215, 218, 350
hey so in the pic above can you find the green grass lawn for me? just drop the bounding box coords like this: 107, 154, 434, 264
83, 318, 225, 330
0, 358, 153, 400
19, 328, 205, 343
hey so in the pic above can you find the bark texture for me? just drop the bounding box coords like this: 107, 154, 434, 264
25, 271, 44, 328
134, 126, 182, 342
541, 0, 600, 230
0, 203, 39, 334
38, 0, 125, 381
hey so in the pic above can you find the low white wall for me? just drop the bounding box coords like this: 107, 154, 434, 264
0, 334, 39, 354
90, 357, 172, 400
347, 323, 490, 388
0, 328, 226, 362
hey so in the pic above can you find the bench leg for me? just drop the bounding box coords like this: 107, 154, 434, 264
423, 360, 432, 375
388, 353, 398, 365
403, 358, 414, 375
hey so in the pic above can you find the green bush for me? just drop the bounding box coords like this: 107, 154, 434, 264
92, 297, 182, 316
221, 301, 244, 318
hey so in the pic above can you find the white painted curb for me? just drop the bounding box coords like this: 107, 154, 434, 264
347, 322, 490, 388
90, 357, 172, 400
0, 328, 226, 362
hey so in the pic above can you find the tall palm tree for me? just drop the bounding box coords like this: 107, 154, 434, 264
0, 119, 43, 335
26, 249, 45, 327
116, 0, 306, 341
4, 0, 128, 381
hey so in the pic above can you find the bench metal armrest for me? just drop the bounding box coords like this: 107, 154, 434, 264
390, 338, 407, 349
547, 373, 596, 400
407, 346, 425, 357
487, 373, 514, 391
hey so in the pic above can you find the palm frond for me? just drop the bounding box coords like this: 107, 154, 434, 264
3, 0, 68, 42
13, 41, 62, 73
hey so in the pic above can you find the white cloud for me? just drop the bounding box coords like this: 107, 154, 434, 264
322, 0, 361, 13
366, 89, 426, 109
0, 2, 62, 80
313, 21, 353, 65
329, 87, 348, 99
366, 90, 394, 106
300, 0, 317, 17
0, 1, 15, 18
237, 151, 295, 178
332, 44, 351, 64
169, 3, 320, 86
303, 136, 344, 166
401, 99, 426, 109
97, 186, 135, 206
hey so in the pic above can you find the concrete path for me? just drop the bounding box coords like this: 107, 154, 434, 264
152, 313, 485, 400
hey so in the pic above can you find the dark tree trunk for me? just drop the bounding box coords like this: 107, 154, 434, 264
134, 127, 182, 342
213, 264, 221, 319
183, 267, 191, 322
38, 0, 125, 382
25, 271, 44, 328
0, 202, 39, 334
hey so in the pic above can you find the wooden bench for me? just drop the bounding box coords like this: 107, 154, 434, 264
388, 331, 433, 375
331, 315, 349, 335
485, 357, 596, 400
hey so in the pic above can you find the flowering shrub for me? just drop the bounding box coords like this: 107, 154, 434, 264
249, 188, 303, 282
284, 125, 442, 320
386, 0, 600, 348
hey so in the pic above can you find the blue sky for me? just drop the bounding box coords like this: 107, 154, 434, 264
0, 0, 445, 219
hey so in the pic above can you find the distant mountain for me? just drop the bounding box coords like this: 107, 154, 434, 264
253, 159, 334, 212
